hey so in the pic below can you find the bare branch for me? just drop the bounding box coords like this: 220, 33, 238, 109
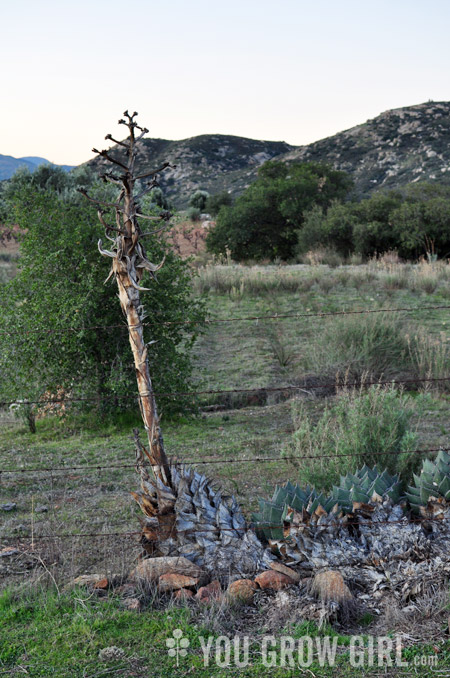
135, 128, 149, 142
97, 239, 116, 258
100, 173, 124, 187
135, 179, 160, 202
77, 189, 121, 209
133, 213, 163, 221
92, 148, 128, 171
141, 222, 172, 238
135, 161, 174, 181
97, 210, 126, 235
105, 133, 129, 149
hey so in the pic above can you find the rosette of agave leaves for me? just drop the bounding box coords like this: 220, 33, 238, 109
406, 449, 450, 517
252, 464, 403, 543
251, 464, 411, 566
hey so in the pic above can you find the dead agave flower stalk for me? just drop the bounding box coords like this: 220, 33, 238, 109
80, 110, 175, 501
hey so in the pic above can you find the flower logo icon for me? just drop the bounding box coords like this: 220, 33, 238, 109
166, 628, 190, 666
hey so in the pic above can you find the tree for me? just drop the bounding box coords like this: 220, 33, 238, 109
0, 166, 205, 430
298, 201, 356, 256
206, 161, 352, 260
205, 191, 232, 216
188, 189, 209, 211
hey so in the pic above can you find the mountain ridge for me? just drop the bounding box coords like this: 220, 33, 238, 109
4, 102, 450, 206
86, 101, 450, 207
0, 154, 74, 181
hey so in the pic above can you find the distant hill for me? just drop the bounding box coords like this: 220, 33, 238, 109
85, 102, 450, 207
6, 101, 450, 205
281, 101, 450, 196
87, 135, 295, 207
0, 155, 74, 181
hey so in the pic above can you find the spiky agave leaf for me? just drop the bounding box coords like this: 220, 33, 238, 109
253, 464, 404, 560
133, 442, 274, 575
332, 465, 403, 511
407, 449, 450, 513
252, 481, 337, 543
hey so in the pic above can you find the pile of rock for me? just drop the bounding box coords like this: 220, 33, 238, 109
65, 557, 356, 614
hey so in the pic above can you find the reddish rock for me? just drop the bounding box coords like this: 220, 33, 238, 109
64, 574, 107, 591
269, 562, 301, 582
310, 570, 353, 603
129, 556, 205, 584
158, 573, 199, 592
93, 577, 109, 590
195, 580, 222, 603
174, 588, 194, 600
255, 570, 294, 590
226, 579, 258, 604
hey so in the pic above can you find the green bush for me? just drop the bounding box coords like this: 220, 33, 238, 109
0, 185, 206, 422
298, 201, 356, 257
188, 190, 209, 211
206, 161, 352, 261
187, 206, 201, 222
301, 312, 448, 388
205, 191, 232, 216
297, 184, 450, 260
285, 385, 421, 491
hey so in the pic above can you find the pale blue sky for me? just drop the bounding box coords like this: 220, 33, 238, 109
2, 0, 449, 164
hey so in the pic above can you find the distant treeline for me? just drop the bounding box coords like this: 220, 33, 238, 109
205, 161, 450, 261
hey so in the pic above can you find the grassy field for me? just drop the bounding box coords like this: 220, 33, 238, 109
1, 258, 450, 676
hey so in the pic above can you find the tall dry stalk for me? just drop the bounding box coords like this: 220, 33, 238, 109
80, 111, 174, 494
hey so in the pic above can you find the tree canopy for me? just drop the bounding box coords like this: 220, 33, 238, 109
0, 171, 205, 423
298, 183, 450, 259
206, 161, 352, 260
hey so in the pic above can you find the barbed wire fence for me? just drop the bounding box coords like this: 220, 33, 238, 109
1, 302, 449, 572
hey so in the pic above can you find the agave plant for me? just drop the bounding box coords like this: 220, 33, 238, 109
252, 465, 404, 545
331, 464, 403, 511
406, 449, 450, 513
132, 436, 274, 574
252, 481, 339, 542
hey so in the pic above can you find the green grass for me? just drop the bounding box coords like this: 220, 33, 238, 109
1, 586, 448, 677
1, 261, 450, 674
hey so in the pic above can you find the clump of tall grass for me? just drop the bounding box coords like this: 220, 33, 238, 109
300, 312, 449, 390
284, 384, 421, 491
193, 264, 324, 296
298, 248, 345, 267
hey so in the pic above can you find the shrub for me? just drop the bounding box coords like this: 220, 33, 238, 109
0, 186, 206, 422
187, 206, 201, 222
205, 191, 232, 216
284, 385, 421, 491
206, 161, 352, 261
188, 190, 209, 211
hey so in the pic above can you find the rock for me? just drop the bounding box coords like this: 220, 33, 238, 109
98, 646, 125, 661
195, 580, 222, 603
174, 588, 195, 600
64, 574, 107, 591
93, 577, 109, 590
35, 505, 48, 513
226, 579, 258, 604
255, 570, 294, 590
310, 570, 353, 604
123, 598, 141, 611
269, 561, 301, 582
0, 503, 16, 512
129, 556, 205, 584
158, 573, 199, 592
